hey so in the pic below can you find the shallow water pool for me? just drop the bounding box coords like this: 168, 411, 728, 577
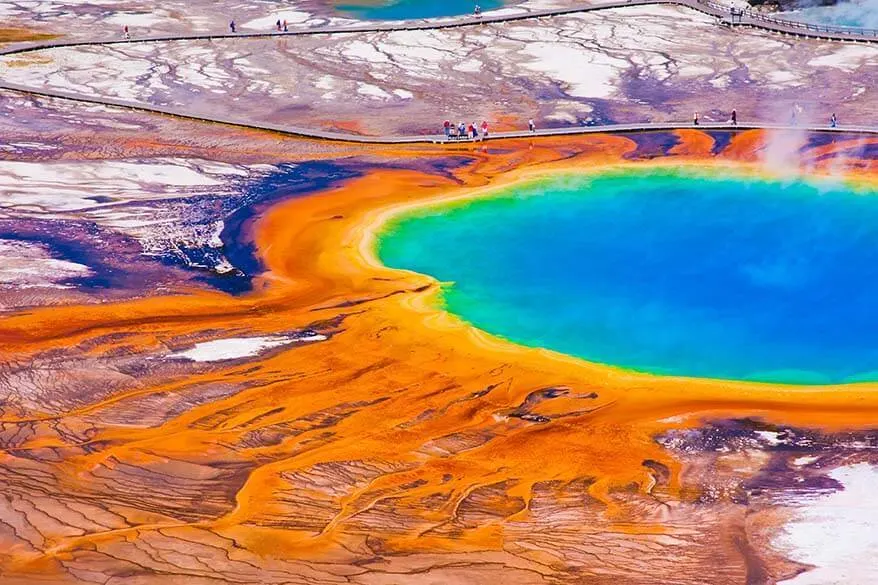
379, 168, 878, 384
335, 0, 506, 20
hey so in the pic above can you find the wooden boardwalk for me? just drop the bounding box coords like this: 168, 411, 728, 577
1, 0, 875, 144
2, 81, 876, 145
0, 0, 875, 57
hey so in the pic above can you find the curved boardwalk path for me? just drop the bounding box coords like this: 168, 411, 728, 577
1, 0, 876, 144
3, 80, 877, 144
1, 0, 875, 57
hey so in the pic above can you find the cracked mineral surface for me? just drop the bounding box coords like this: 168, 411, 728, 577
2, 5, 875, 135
0, 1, 877, 584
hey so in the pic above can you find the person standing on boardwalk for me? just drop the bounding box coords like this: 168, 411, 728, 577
283, 20, 288, 32
790, 104, 799, 126
276, 19, 282, 31
444, 120, 451, 138
693, 112, 699, 126
123, 25, 130, 40
528, 118, 535, 133
481, 120, 489, 138
830, 113, 838, 128
230, 20, 236, 33
730, 109, 737, 126
459, 121, 467, 137
474, 5, 482, 17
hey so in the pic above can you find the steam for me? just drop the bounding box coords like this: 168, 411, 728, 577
747, 1, 876, 185
783, 0, 878, 29
756, 99, 870, 183
760, 126, 870, 190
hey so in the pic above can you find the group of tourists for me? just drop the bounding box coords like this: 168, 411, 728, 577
441, 118, 538, 141
444, 120, 490, 140
228, 17, 288, 34
122, 16, 849, 138
441, 108, 842, 141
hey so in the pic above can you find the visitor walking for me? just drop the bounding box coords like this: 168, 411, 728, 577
458, 121, 466, 137
481, 120, 489, 138
230, 20, 236, 33
276, 19, 282, 31
471, 122, 479, 139
283, 20, 288, 32
474, 4, 482, 17
123, 25, 130, 40
830, 113, 838, 128
730, 109, 737, 126
790, 104, 799, 126
693, 112, 699, 126
444, 120, 451, 138
528, 118, 535, 133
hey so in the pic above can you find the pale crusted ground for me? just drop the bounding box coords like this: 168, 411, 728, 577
0, 89, 424, 308
0, 2, 877, 584
0, 0, 343, 39
2, 5, 874, 135
0, 154, 272, 276
0, 0, 582, 41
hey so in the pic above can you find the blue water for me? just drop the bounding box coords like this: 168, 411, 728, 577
335, 0, 505, 20
378, 169, 878, 384
783, 2, 877, 29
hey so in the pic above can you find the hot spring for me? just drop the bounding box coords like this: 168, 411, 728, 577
782, 0, 878, 29
378, 167, 878, 384
335, 0, 505, 20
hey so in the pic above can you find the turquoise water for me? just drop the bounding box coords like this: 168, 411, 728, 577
335, 0, 504, 20
378, 169, 878, 384
783, 2, 877, 29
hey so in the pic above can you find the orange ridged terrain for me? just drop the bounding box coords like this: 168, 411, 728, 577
1, 130, 877, 584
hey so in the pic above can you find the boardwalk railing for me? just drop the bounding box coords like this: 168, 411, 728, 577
1, 0, 876, 145
2, 80, 877, 144
709, 0, 878, 38
0, 0, 876, 57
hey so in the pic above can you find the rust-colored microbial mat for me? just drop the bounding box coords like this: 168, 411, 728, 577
1, 130, 877, 584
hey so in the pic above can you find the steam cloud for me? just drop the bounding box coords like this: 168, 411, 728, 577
786, 0, 878, 29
